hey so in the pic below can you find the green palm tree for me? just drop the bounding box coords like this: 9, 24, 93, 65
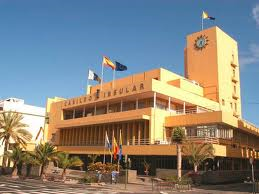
23, 152, 40, 177
57, 152, 83, 181
183, 142, 214, 173
0, 112, 32, 173
32, 142, 58, 179
5, 146, 25, 178
171, 127, 185, 180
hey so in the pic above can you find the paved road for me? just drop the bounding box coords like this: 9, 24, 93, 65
0, 178, 119, 194
0, 177, 254, 194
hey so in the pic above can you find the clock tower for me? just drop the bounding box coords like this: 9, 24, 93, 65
184, 26, 242, 117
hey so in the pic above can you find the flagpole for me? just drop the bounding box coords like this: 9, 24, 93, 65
86, 69, 90, 95
112, 69, 115, 89
117, 156, 120, 172
201, 16, 203, 30
101, 63, 104, 91
103, 131, 106, 164
111, 130, 114, 164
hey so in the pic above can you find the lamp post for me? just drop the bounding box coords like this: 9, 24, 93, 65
250, 157, 255, 194
124, 156, 131, 189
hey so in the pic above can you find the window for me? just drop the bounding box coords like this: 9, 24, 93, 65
235, 103, 237, 112
63, 110, 74, 120
222, 99, 225, 106
156, 98, 167, 110
138, 99, 146, 109
123, 101, 136, 111
233, 69, 235, 77
74, 109, 83, 118
96, 106, 106, 115
109, 103, 120, 113
234, 85, 236, 93
85, 107, 94, 117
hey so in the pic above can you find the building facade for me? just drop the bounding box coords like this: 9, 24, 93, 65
45, 27, 259, 175
0, 98, 46, 165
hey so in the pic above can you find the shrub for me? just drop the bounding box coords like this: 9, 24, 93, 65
87, 162, 119, 173
166, 174, 192, 185
80, 173, 98, 183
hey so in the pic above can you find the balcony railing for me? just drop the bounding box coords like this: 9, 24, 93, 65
232, 76, 238, 83
232, 93, 239, 99
185, 136, 219, 144
60, 140, 106, 146
59, 136, 220, 147
173, 107, 212, 115
127, 138, 151, 145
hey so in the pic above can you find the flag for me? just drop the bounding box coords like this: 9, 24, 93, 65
118, 130, 122, 161
202, 11, 215, 20
113, 137, 119, 160
105, 131, 111, 150
102, 56, 116, 70
115, 61, 127, 71
88, 69, 101, 83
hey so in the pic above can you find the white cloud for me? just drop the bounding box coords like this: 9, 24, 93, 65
239, 43, 259, 66
252, 4, 259, 26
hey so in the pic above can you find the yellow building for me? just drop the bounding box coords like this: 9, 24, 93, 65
45, 26, 259, 176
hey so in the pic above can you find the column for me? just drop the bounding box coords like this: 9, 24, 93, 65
65, 129, 69, 146
120, 100, 123, 112
153, 92, 156, 108
94, 104, 97, 115
136, 98, 139, 109
183, 102, 186, 114
73, 109, 75, 119
83, 107, 86, 117
82, 127, 86, 145
138, 121, 141, 145
90, 126, 93, 145
98, 125, 101, 145
168, 97, 171, 111
132, 122, 136, 145
127, 122, 130, 145
74, 128, 78, 146
107, 102, 109, 114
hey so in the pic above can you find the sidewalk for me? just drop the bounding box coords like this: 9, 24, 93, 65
105, 183, 157, 193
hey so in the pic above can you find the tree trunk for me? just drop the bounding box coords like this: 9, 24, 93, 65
177, 143, 182, 180
12, 164, 18, 178
62, 169, 66, 182
194, 164, 198, 173
26, 164, 32, 177
40, 165, 46, 180
1, 141, 9, 174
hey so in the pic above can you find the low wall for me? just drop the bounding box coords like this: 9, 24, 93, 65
156, 168, 259, 184
156, 168, 189, 179
201, 170, 259, 184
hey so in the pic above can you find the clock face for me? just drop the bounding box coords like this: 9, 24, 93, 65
194, 35, 209, 50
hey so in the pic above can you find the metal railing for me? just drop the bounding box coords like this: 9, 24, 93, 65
173, 107, 212, 116
127, 138, 151, 145
60, 136, 220, 147
60, 140, 106, 146
185, 136, 219, 144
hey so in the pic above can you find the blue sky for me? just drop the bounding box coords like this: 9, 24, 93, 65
0, 0, 258, 125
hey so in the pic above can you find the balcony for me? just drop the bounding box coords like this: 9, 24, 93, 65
173, 107, 211, 115
185, 136, 219, 144
232, 93, 239, 100
232, 76, 238, 83
233, 112, 239, 118
231, 61, 238, 68
56, 108, 151, 128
